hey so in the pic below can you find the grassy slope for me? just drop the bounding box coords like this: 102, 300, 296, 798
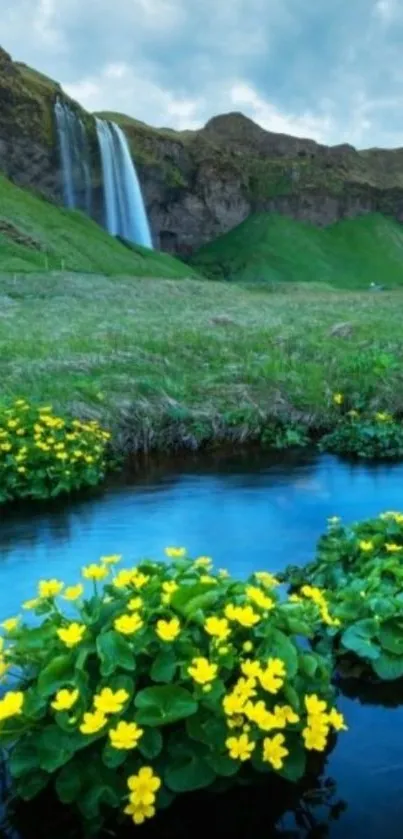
1, 273, 403, 451
190, 213, 403, 288
0, 175, 198, 278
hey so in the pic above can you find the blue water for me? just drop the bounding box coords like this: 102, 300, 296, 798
1, 449, 403, 837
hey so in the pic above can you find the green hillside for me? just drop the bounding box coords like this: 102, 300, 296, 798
0, 174, 198, 278
189, 212, 403, 288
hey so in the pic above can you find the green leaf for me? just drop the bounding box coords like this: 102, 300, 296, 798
151, 649, 177, 683
379, 620, 403, 656
267, 629, 298, 677
78, 784, 120, 819
55, 762, 82, 803
10, 736, 40, 779
171, 583, 220, 618
165, 753, 216, 792
19, 624, 56, 652
372, 652, 403, 681
96, 631, 135, 676
37, 655, 74, 697
38, 725, 78, 772
16, 770, 48, 801
279, 739, 307, 782
138, 727, 163, 759
299, 653, 318, 678
341, 619, 380, 661
205, 753, 239, 777
102, 744, 128, 769
135, 686, 197, 726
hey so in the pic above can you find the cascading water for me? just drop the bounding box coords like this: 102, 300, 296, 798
54, 98, 92, 215
95, 117, 153, 249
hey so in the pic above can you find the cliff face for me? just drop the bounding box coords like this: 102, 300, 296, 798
2, 46, 403, 253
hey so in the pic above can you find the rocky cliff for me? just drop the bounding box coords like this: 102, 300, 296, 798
2, 45, 403, 253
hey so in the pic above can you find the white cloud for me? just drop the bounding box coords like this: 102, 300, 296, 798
229, 83, 334, 142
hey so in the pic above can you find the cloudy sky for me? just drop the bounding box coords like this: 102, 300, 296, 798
2, 0, 403, 147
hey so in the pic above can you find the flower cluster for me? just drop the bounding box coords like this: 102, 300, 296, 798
323, 398, 403, 459
285, 512, 403, 682
0, 400, 110, 503
0, 550, 346, 832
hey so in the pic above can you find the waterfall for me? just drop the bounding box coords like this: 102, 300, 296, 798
95, 117, 153, 249
54, 98, 92, 215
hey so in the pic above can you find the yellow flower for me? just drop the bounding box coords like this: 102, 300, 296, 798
161, 580, 178, 604
156, 618, 181, 642
194, 556, 213, 568
225, 733, 255, 761
385, 543, 403, 553
188, 657, 218, 685
288, 594, 302, 603
204, 616, 231, 641
63, 584, 84, 601
218, 568, 230, 578
100, 554, 122, 565
38, 579, 64, 598
1, 617, 20, 633
132, 571, 150, 589
0, 692, 23, 720
359, 540, 373, 552
79, 710, 107, 735
223, 693, 247, 716
127, 766, 161, 806
375, 411, 392, 422
245, 586, 274, 611
51, 688, 79, 712
262, 733, 289, 769
114, 613, 143, 635
94, 687, 129, 714
254, 571, 280, 588
113, 569, 135, 588
302, 725, 328, 752
57, 622, 86, 648
124, 801, 155, 825
233, 677, 257, 701
333, 392, 344, 405
128, 597, 143, 611
240, 659, 262, 679
200, 574, 217, 584
109, 720, 143, 750
1, 443, 12, 452
305, 694, 327, 716
327, 708, 348, 731
273, 704, 300, 726
164, 547, 187, 559
258, 658, 286, 694
82, 564, 108, 581
225, 605, 260, 628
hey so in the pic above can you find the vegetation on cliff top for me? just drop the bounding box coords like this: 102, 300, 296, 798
1, 272, 403, 453
0, 174, 199, 278
189, 212, 403, 288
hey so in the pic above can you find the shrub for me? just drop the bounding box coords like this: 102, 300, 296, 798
284, 513, 403, 681
0, 400, 111, 503
321, 406, 403, 459
0, 552, 346, 834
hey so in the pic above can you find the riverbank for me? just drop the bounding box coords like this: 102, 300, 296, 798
1, 272, 403, 453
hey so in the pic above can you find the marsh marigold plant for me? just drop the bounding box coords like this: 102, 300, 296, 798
0, 400, 110, 503
0, 550, 346, 832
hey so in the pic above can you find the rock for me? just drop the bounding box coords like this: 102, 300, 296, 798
3, 48, 403, 254
329, 322, 354, 338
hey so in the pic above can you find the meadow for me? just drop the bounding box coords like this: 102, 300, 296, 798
1, 272, 402, 452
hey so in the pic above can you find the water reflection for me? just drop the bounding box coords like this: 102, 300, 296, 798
2, 449, 403, 837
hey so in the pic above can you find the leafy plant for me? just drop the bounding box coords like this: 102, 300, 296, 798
284, 512, 403, 681
320, 410, 403, 459
0, 400, 110, 503
0, 552, 346, 834
261, 422, 309, 450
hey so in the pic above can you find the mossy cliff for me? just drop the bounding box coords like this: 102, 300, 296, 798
2, 45, 403, 253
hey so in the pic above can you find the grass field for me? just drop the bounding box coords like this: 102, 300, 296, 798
0, 174, 198, 278
190, 212, 403, 288
1, 272, 403, 453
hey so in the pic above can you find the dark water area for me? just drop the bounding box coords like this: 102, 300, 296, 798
1, 448, 403, 838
